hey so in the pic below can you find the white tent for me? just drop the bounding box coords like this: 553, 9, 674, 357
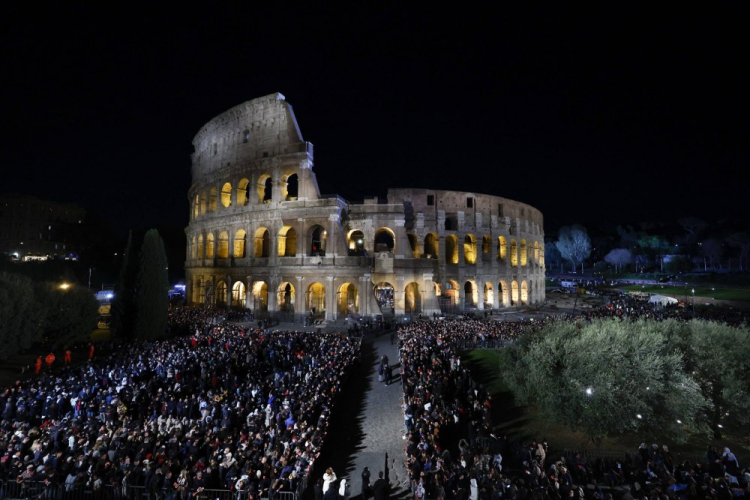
649, 294, 679, 306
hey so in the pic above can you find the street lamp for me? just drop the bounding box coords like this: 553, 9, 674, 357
691, 288, 695, 316
60, 283, 71, 290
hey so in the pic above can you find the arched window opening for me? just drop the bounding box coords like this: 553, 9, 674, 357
445, 235, 458, 264
511, 280, 519, 305
254, 228, 270, 257
232, 281, 246, 308
310, 225, 327, 256
464, 234, 477, 265
337, 282, 359, 316
194, 278, 203, 305
498, 236, 507, 261
234, 229, 246, 258
348, 230, 366, 256
540, 246, 545, 268
424, 233, 439, 259
407, 234, 419, 258
278, 226, 298, 257
190, 236, 196, 259
520, 239, 528, 267
521, 280, 528, 304
200, 192, 207, 215
237, 178, 250, 206
209, 187, 217, 212
444, 279, 460, 306
216, 281, 228, 306
433, 282, 442, 298
534, 241, 540, 265
277, 282, 296, 312
374, 228, 395, 253
484, 283, 494, 309
204, 281, 215, 307
464, 281, 477, 308
205, 233, 215, 259
306, 282, 326, 316
221, 182, 232, 208
499, 281, 508, 307
444, 216, 457, 231
405, 282, 421, 313
510, 239, 518, 267
217, 231, 229, 259
193, 195, 200, 219
256, 175, 272, 203
373, 282, 394, 314
252, 281, 268, 311
283, 173, 298, 201
197, 235, 204, 259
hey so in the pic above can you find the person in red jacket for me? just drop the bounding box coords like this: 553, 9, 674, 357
35, 356, 43, 375
64, 350, 72, 365
45, 353, 56, 371
89, 343, 95, 360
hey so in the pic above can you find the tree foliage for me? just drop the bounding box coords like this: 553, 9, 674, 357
0, 272, 41, 360
134, 229, 169, 339
555, 225, 591, 272
111, 231, 137, 338
603, 248, 633, 273
499, 318, 750, 443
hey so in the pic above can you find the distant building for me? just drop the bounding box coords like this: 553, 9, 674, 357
0, 193, 85, 260
185, 93, 545, 321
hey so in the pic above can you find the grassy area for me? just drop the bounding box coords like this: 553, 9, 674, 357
462, 349, 750, 459
618, 284, 750, 302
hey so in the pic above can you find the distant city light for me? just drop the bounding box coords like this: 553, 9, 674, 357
60, 283, 70, 290
636, 414, 642, 419
585, 387, 593, 396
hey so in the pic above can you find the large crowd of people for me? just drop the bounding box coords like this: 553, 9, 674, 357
396, 302, 750, 500
0, 308, 360, 500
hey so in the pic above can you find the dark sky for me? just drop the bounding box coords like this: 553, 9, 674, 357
2, 5, 748, 235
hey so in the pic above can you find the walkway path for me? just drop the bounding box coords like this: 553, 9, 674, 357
344, 331, 410, 500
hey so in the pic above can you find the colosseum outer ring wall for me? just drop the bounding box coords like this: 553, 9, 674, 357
185, 93, 545, 321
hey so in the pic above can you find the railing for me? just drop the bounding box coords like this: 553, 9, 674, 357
0, 480, 297, 500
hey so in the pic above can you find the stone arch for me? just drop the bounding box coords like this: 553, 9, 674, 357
483, 282, 494, 309
205, 233, 215, 259
464, 234, 477, 265
347, 229, 366, 255
253, 228, 270, 258
277, 282, 296, 311
520, 239, 528, 267
445, 279, 460, 306
193, 195, 200, 219
464, 280, 478, 308
237, 178, 250, 206
424, 232, 439, 259
521, 280, 528, 304
306, 282, 326, 315
209, 186, 218, 212
216, 281, 228, 305
232, 281, 246, 308
482, 235, 491, 254
200, 191, 207, 215
234, 229, 246, 258
220, 182, 232, 208
252, 281, 268, 311
190, 236, 197, 259
511, 280, 519, 305
404, 282, 422, 313
193, 278, 204, 305
337, 282, 359, 315
498, 236, 507, 261
217, 231, 229, 258
309, 225, 327, 256
445, 234, 458, 264
197, 234, 204, 259
510, 239, 518, 267
534, 241, 540, 266
281, 172, 298, 201
374, 227, 395, 253
499, 280, 509, 307
373, 282, 395, 313
277, 226, 298, 257
204, 279, 215, 306
257, 174, 272, 203
407, 233, 419, 258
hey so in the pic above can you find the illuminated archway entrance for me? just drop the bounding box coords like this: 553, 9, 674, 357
424, 233, 438, 259
337, 282, 359, 316
277, 282, 296, 312
499, 280, 509, 307
252, 281, 268, 311
216, 281, 228, 306
464, 280, 477, 308
310, 225, 327, 256
232, 281, 246, 308
484, 282, 494, 309
521, 280, 528, 304
511, 280, 519, 305
404, 282, 421, 313
373, 282, 394, 314
374, 228, 395, 253
306, 282, 326, 316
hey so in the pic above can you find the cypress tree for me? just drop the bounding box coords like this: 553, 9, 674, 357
111, 231, 137, 338
134, 229, 169, 339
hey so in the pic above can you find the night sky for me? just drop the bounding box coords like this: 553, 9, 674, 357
3, 5, 748, 236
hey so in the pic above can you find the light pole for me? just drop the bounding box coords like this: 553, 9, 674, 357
691, 288, 695, 317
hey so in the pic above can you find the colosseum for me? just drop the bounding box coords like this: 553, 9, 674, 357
185, 93, 545, 323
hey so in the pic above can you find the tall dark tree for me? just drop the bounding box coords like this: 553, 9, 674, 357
111, 231, 137, 338
0, 272, 40, 360
134, 229, 169, 339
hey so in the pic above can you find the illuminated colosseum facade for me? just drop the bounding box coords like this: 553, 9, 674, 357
185, 93, 545, 321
